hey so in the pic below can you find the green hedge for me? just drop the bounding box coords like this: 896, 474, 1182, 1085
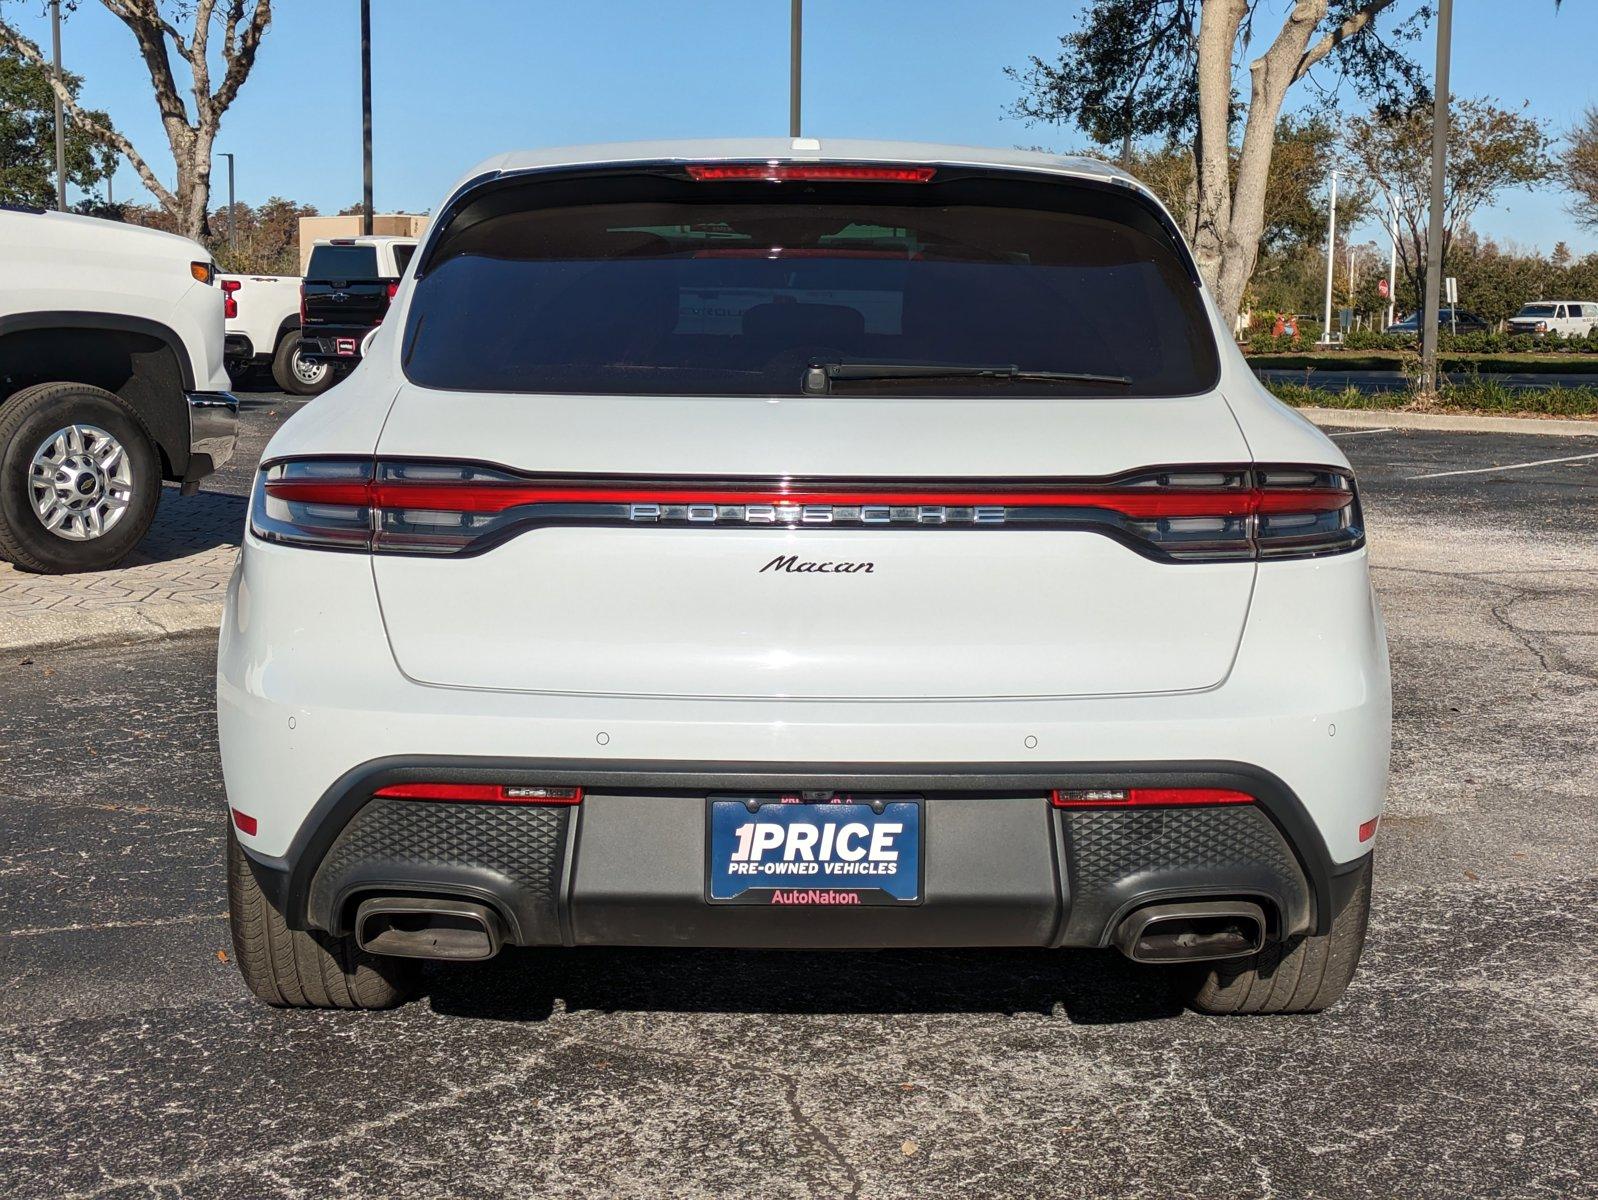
1246, 329, 1598, 355
1266, 379, 1598, 417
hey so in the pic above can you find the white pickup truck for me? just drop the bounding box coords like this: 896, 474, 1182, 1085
220, 272, 332, 395
0, 204, 237, 573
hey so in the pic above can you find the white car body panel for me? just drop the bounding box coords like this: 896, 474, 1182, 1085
221, 273, 300, 361
0, 208, 229, 391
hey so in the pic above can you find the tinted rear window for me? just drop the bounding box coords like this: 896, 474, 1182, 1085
403, 170, 1219, 397
306, 244, 379, 280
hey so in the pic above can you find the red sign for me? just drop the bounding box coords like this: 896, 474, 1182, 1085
1377, 279, 1390, 298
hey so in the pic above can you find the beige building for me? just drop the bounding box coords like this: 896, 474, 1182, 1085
296, 214, 428, 272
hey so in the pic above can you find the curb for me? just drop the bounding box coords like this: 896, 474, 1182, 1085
1297, 406, 1598, 437
0, 600, 221, 659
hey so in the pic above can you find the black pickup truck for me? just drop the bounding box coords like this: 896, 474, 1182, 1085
298, 237, 417, 372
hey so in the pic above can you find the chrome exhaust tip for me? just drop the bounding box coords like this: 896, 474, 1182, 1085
1113, 900, 1267, 964
355, 896, 506, 961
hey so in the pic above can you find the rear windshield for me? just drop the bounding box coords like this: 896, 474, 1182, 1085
306, 244, 379, 281
402, 170, 1219, 397
1517, 304, 1557, 317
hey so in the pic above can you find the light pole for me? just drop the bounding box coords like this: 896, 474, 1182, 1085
1386, 204, 1399, 330
1320, 170, 1339, 345
360, 0, 373, 236
50, 0, 66, 211
219, 152, 237, 252
1420, 0, 1453, 393
789, 0, 802, 138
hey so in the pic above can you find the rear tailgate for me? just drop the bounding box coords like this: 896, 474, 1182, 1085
371, 388, 1254, 700
366, 159, 1257, 700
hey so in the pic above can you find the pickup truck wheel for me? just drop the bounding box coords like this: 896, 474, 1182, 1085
226, 822, 417, 1009
272, 331, 333, 395
1187, 857, 1373, 1015
0, 382, 161, 574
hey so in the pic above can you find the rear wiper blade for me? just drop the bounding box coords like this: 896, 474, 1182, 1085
803, 361, 1132, 394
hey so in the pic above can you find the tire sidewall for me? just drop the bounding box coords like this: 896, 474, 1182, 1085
0, 385, 162, 573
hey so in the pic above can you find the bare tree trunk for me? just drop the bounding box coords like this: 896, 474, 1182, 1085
1188, 0, 1402, 328
1189, 0, 1247, 291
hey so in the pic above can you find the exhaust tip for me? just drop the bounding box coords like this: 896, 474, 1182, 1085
355, 896, 505, 961
1113, 900, 1267, 964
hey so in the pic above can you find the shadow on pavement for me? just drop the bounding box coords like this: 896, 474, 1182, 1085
120, 489, 248, 566
423, 945, 1191, 1026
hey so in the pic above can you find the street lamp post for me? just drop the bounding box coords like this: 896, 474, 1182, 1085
1420, 0, 1454, 393
220, 152, 237, 252
1320, 170, 1339, 345
789, 0, 802, 138
50, 0, 66, 211
360, 0, 373, 236
1387, 204, 1399, 330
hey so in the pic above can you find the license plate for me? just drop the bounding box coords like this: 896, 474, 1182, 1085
707, 798, 922, 905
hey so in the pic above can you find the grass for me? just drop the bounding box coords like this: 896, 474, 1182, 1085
1265, 379, 1598, 419
1249, 352, 1598, 374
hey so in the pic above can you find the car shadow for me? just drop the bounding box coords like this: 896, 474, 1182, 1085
422, 945, 1192, 1026
117, 489, 248, 567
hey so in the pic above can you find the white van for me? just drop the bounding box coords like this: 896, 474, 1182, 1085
1507, 301, 1598, 338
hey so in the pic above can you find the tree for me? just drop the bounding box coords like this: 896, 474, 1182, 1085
0, 43, 116, 206
1558, 104, 1598, 231
0, 0, 273, 240
1010, 1, 1433, 327
1345, 97, 1551, 314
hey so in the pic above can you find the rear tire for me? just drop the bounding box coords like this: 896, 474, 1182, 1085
1188, 857, 1372, 1015
226, 823, 416, 1009
0, 381, 161, 574
271, 330, 334, 396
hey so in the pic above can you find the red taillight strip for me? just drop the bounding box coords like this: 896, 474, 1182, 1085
685, 163, 937, 183
264, 479, 1351, 520
1050, 787, 1254, 808
373, 783, 584, 805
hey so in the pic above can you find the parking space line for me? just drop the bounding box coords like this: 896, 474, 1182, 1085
1409, 451, 1598, 480
1328, 428, 1393, 438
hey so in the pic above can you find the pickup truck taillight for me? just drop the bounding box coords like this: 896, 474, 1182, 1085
220, 278, 241, 319
251, 459, 1364, 562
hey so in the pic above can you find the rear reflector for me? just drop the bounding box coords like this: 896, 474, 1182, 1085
373, 783, 583, 805
685, 163, 937, 184
1050, 787, 1254, 808
1358, 815, 1380, 842
231, 808, 258, 835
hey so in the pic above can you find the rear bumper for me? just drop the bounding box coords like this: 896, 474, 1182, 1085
242, 757, 1369, 949
299, 328, 371, 362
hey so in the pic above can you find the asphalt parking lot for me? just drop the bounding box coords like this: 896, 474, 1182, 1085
1, 396, 1595, 1199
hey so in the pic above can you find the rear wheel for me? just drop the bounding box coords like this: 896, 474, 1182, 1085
271, 330, 333, 395
226, 823, 416, 1009
0, 382, 161, 574
1188, 857, 1372, 1015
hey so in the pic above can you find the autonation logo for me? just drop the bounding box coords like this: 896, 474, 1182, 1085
768, 889, 862, 905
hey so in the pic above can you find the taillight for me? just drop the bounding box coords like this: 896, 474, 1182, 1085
221, 278, 240, 319
386, 281, 399, 299
373, 783, 583, 804
1051, 788, 1253, 808
685, 163, 936, 184
250, 459, 1362, 561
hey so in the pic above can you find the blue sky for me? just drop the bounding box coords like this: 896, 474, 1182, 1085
24, 0, 1598, 253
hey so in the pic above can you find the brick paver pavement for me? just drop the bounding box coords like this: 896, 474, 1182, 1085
0, 489, 244, 649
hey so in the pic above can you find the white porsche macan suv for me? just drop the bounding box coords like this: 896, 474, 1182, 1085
218, 140, 1389, 1014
